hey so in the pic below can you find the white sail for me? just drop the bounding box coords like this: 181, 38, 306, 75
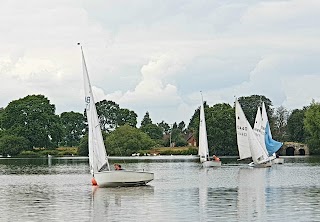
235, 100, 251, 160
80, 45, 153, 187
81, 47, 109, 174
198, 93, 209, 163
253, 107, 267, 151
247, 123, 269, 164
261, 102, 269, 137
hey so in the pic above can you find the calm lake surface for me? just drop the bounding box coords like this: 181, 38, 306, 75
0, 156, 320, 222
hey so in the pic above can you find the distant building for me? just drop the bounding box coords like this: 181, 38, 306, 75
186, 133, 197, 147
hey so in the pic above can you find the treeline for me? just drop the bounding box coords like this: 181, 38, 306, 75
0, 94, 319, 156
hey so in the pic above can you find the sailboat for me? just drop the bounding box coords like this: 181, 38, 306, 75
198, 93, 221, 167
261, 102, 284, 164
235, 99, 271, 168
80, 45, 154, 187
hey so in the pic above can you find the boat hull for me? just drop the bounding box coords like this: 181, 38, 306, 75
248, 161, 272, 168
272, 158, 284, 164
94, 171, 154, 188
202, 161, 221, 168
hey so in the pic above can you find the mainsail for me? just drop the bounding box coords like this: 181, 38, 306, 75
235, 100, 251, 160
198, 93, 209, 162
81, 47, 110, 174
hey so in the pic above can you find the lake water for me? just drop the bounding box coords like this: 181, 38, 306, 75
0, 156, 320, 222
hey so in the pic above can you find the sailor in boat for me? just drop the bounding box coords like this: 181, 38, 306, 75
212, 155, 220, 162
114, 164, 123, 170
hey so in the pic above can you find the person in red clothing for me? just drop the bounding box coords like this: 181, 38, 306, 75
212, 155, 220, 162
114, 163, 123, 170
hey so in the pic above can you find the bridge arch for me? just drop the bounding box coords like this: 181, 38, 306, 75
278, 142, 309, 156
286, 147, 295, 156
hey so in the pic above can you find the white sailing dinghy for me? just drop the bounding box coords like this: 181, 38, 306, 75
80, 45, 154, 187
198, 93, 221, 167
261, 102, 284, 164
235, 99, 271, 168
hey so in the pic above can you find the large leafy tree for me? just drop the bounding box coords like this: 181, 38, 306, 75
105, 125, 155, 156
287, 108, 306, 143
117, 108, 137, 127
304, 101, 320, 154
96, 100, 119, 132
60, 111, 86, 147
206, 103, 237, 155
2, 95, 62, 148
238, 95, 273, 127
189, 102, 237, 155
95, 100, 138, 132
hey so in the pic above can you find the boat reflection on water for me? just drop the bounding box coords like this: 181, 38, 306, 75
237, 167, 267, 221
91, 185, 154, 221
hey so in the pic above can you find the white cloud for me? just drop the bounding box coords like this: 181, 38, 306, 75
1, 0, 320, 125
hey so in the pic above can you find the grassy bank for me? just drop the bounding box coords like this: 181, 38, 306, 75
17, 147, 78, 158
14, 146, 198, 158
139, 146, 198, 155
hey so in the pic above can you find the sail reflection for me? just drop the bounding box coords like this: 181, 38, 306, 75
237, 168, 267, 221
198, 168, 209, 221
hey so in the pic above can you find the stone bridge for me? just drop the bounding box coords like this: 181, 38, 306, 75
278, 142, 309, 156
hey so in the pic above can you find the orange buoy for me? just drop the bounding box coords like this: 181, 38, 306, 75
91, 177, 98, 186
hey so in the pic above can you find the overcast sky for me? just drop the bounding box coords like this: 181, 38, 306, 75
1, 0, 319, 125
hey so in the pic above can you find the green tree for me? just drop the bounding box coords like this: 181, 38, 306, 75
2, 95, 62, 148
140, 123, 163, 140
189, 102, 237, 155
141, 112, 152, 127
0, 135, 30, 156
238, 95, 273, 127
60, 111, 86, 147
207, 103, 237, 155
0, 107, 4, 131
96, 100, 120, 132
157, 121, 170, 134
272, 106, 289, 141
178, 121, 186, 132
304, 101, 320, 154
78, 133, 89, 156
117, 108, 137, 127
95, 100, 138, 131
287, 108, 306, 142
105, 125, 155, 156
